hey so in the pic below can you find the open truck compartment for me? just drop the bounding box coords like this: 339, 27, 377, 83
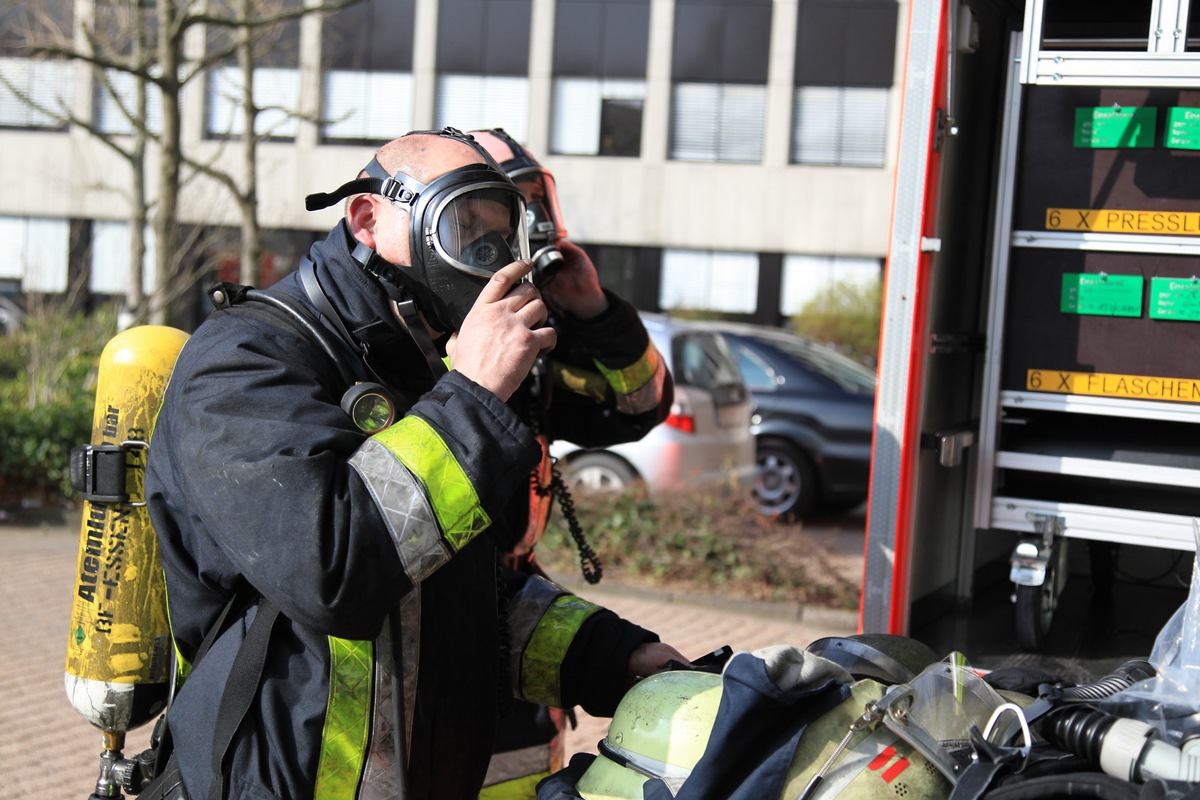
864, 0, 1199, 669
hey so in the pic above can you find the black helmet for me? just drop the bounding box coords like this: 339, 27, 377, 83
305, 127, 529, 333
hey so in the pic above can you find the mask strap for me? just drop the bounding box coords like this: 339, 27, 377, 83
352, 243, 447, 379
304, 159, 428, 211
391, 298, 448, 379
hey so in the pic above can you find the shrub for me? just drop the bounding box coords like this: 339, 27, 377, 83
0, 300, 117, 503
790, 279, 882, 365
539, 484, 860, 608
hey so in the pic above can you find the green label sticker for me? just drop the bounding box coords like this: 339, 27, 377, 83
1061, 273, 1143, 317
1165, 107, 1200, 150
1074, 107, 1157, 148
1150, 277, 1200, 320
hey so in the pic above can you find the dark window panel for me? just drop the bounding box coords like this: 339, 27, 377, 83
323, 0, 415, 71
205, 0, 303, 67
0, 0, 73, 55
672, 1, 771, 84
553, 0, 650, 78
554, 2, 604, 74
599, 3, 650, 76
587, 244, 662, 311
599, 98, 643, 156
437, 0, 531, 75
794, 0, 897, 87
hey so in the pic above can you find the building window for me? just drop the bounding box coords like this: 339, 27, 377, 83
320, 0, 415, 143
0, 1, 74, 130
792, 0, 897, 167
97, 68, 165, 135
660, 249, 759, 313
0, 216, 70, 293
0, 59, 74, 129
669, 0, 771, 164
435, 75, 529, 138
781, 254, 881, 314
671, 83, 766, 163
435, 0, 531, 135
791, 86, 889, 167
551, 0, 650, 156
90, 221, 154, 296
204, 7, 302, 140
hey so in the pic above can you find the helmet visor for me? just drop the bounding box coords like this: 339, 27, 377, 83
430, 184, 529, 278
513, 168, 567, 245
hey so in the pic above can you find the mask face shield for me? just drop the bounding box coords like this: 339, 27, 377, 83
511, 168, 567, 247
428, 183, 529, 279
511, 167, 566, 284
406, 164, 529, 333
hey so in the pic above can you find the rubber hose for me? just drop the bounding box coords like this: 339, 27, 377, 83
1046, 708, 1118, 764
1060, 660, 1155, 703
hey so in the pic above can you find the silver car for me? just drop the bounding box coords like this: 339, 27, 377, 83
551, 314, 756, 493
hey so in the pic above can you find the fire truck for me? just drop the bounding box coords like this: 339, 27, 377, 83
863, 0, 1200, 655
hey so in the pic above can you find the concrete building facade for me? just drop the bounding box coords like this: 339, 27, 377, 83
0, 0, 903, 326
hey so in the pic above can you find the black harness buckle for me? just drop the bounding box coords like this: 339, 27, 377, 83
69, 440, 149, 505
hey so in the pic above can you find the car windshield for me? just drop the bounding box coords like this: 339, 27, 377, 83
759, 333, 877, 395
675, 332, 743, 391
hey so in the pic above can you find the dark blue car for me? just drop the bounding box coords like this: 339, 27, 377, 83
694, 322, 877, 519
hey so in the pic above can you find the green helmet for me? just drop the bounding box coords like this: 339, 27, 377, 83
576, 671, 724, 799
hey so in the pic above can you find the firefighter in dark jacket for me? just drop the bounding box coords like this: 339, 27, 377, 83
145, 128, 685, 800
469, 128, 649, 799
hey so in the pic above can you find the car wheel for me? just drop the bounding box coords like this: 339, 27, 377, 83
754, 440, 818, 520
562, 452, 637, 493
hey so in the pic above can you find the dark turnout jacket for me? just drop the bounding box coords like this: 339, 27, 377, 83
145, 223, 672, 800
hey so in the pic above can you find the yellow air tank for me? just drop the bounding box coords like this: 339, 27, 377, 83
64, 325, 189, 736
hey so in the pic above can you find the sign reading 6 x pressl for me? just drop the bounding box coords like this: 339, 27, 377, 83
1046, 208, 1200, 235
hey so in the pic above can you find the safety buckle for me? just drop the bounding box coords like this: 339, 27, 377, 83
69, 440, 150, 506
379, 177, 418, 207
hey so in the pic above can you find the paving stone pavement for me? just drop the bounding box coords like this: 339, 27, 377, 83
2, 518, 859, 799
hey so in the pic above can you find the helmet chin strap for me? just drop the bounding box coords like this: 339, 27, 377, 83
351, 242, 447, 379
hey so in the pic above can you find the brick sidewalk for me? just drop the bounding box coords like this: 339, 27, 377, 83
1, 520, 857, 798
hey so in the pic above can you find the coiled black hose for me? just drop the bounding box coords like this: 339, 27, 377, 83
1059, 659, 1155, 703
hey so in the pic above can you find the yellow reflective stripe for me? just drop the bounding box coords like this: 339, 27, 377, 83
314, 637, 373, 800
479, 773, 550, 799
520, 595, 601, 707
374, 416, 491, 553
551, 362, 608, 402
592, 342, 662, 396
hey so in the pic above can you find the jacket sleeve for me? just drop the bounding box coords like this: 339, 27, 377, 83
504, 574, 658, 716
347, 371, 541, 591
151, 312, 540, 645
541, 290, 673, 447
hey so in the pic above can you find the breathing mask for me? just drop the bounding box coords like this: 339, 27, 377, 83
304, 127, 529, 334
477, 128, 568, 286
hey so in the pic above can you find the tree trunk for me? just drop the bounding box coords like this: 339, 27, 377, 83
237, 0, 261, 287
126, 4, 149, 327
152, 0, 183, 326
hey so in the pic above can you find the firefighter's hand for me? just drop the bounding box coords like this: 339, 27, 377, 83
448, 259, 557, 402
627, 642, 690, 680
539, 240, 608, 320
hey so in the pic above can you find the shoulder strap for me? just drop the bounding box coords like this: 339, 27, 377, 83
209, 281, 361, 390
206, 598, 281, 800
